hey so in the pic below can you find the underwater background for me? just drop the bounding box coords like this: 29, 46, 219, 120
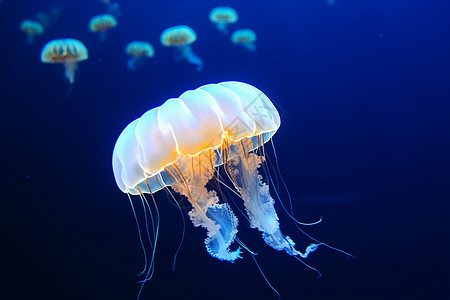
1, 0, 449, 299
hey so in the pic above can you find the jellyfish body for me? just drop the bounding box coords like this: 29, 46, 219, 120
160, 25, 203, 71
231, 29, 257, 52
107, 2, 122, 17
113, 82, 319, 264
40, 38, 88, 90
125, 41, 154, 71
35, 12, 50, 28
209, 7, 238, 35
20, 20, 44, 45
88, 14, 117, 42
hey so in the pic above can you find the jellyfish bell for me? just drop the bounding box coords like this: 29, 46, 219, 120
40, 38, 88, 95
209, 6, 238, 35
20, 20, 44, 45
112, 81, 343, 298
88, 13, 117, 32
160, 25, 203, 71
125, 41, 154, 71
88, 13, 117, 42
231, 29, 257, 52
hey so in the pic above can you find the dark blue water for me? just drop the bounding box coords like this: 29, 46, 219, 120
1, 1, 449, 299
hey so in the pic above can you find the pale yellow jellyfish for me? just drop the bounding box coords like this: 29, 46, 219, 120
160, 25, 203, 71
125, 41, 155, 71
40, 38, 88, 95
88, 14, 117, 42
231, 29, 257, 52
19, 20, 44, 45
209, 7, 238, 35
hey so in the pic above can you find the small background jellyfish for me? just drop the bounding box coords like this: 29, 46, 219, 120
35, 12, 50, 28
99, 0, 121, 17
113, 82, 323, 297
20, 20, 44, 45
88, 14, 117, 42
40, 38, 88, 96
231, 29, 257, 52
125, 41, 154, 71
35, 5, 62, 29
209, 6, 238, 35
108, 2, 122, 17
160, 25, 203, 71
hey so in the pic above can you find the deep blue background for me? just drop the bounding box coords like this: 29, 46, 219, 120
1, 1, 449, 299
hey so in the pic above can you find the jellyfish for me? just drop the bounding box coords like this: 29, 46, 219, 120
88, 14, 117, 42
209, 6, 238, 35
112, 81, 334, 298
19, 20, 44, 45
40, 38, 88, 96
35, 5, 62, 29
35, 12, 50, 28
125, 41, 154, 71
160, 25, 203, 71
231, 29, 257, 52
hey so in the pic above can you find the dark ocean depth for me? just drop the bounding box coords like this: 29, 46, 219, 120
0, 1, 449, 299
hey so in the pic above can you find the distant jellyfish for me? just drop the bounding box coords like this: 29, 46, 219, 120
107, 2, 121, 17
35, 6, 62, 29
125, 41, 154, 71
88, 14, 117, 42
19, 20, 44, 45
107, 2, 122, 17
35, 12, 50, 28
40, 38, 88, 96
209, 7, 238, 35
160, 25, 203, 71
231, 29, 257, 52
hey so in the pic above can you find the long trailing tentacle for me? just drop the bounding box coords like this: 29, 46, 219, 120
234, 237, 280, 299
136, 188, 161, 300
264, 138, 355, 258
164, 187, 186, 271
127, 193, 149, 277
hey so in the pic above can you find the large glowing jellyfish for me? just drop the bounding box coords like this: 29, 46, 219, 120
160, 25, 203, 71
209, 6, 238, 35
112, 81, 349, 298
231, 29, 257, 52
40, 38, 88, 95
19, 20, 44, 45
88, 14, 117, 42
125, 41, 154, 71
